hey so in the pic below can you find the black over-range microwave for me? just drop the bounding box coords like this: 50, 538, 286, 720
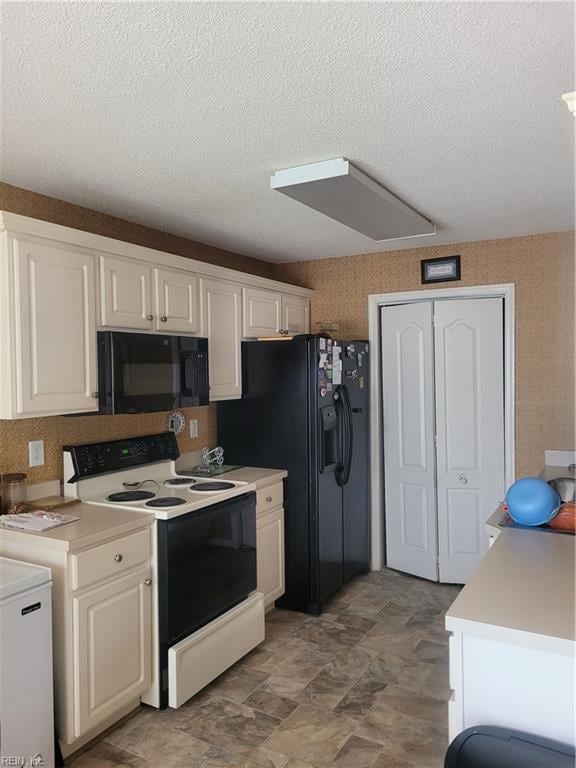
98, 331, 209, 414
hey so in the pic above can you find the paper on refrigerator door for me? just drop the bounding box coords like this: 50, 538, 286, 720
332, 345, 342, 385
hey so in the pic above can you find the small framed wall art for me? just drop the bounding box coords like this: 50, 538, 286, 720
421, 255, 461, 284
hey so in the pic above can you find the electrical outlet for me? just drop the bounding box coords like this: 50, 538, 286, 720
29, 440, 45, 467
190, 419, 199, 439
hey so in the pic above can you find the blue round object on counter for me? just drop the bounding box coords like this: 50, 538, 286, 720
505, 477, 561, 526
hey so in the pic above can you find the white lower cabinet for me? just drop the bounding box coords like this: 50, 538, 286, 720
201, 278, 242, 400
73, 566, 152, 737
0, 523, 153, 757
449, 630, 575, 747
256, 483, 285, 608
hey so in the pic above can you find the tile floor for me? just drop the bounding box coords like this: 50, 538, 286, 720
72, 568, 461, 768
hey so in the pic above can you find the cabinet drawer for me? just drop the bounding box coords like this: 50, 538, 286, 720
70, 528, 151, 591
256, 483, 283, 513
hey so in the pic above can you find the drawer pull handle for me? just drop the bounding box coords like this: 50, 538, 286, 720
113, 553, 123, 562
266, 496, 272, 502
144, 578, 152, 586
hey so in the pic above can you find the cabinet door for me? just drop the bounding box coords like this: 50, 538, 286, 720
155, 268, 201, 334
72, 567, 152, 738
13, 238, 98, 416
243, 287, 281, 337
281, 295, 310, 334
257, 507, 285, 608
99, 256, 153, 329
201, 278, 242, 400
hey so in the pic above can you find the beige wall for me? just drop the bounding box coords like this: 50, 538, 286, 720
277, 232, 576, 477
0, 184, 271, 484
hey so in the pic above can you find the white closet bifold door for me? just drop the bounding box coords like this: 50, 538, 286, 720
381, 302, 439, 581
434, 298, 505, 583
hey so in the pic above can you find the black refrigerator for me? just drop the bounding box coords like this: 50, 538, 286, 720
217, 335, 370, 615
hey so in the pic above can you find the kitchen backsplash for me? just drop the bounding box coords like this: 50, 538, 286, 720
0, 406, 217, 485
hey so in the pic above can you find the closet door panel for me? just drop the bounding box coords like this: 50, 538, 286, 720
434, 298, 505, 584
381, 302, 438, 581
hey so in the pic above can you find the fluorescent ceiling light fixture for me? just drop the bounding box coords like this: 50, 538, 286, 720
561, 92, 576, 116
271, 157, 435, 242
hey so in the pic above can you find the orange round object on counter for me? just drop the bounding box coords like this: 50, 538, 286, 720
548, 502, 576, 532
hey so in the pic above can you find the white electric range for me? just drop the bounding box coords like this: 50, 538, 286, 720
63, 432, 264, 709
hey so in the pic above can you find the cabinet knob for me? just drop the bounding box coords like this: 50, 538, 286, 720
144, 578, 152, 586
160, 315, 168, 322
266, 496, 272, 503
113, 553, 123, 562
459, 475, 468, 485
146, 314, 154, 321
91, 392, 99, 399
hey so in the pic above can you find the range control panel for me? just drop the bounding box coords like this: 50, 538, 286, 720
64, 432, 179, 480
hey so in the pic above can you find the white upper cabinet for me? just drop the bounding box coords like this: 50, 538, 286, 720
99, 255, 153, 329
281, 294, 310, 334
2, 237, 98, 418
154, 268, 201, 334
202, 278, 242, 400
243, 288, 310, 338
0, 212, 312, 417
243, 287, 282, 337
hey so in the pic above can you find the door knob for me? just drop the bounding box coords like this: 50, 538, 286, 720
144, 578, 152, 586
160, 315, 168, 322
146, 314, 154, 321
459, 475, 468, 485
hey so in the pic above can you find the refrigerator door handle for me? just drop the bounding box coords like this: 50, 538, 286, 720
336, 385, 353, 486
342, 385, 354, 486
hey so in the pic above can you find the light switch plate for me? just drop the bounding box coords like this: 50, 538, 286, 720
29, 440, 45, 467
190, 419, 199, 439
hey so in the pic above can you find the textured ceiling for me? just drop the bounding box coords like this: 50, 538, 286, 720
1, 2, 574, 263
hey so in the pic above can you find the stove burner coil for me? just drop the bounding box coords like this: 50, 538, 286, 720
106, 490, 156, 502
145, 497, 187, 508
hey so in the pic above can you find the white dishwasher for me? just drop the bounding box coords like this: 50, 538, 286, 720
0, 557, 54, 768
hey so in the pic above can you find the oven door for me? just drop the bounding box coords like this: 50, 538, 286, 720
156, 492, 257, 706
98, 331, 209, 413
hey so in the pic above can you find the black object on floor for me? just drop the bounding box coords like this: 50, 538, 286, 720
445, 726, 575, 767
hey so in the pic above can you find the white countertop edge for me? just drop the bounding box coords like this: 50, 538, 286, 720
0, 508, 153, 552
445, 615, 576, 656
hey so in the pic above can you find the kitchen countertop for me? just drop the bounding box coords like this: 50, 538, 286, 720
215, 466, 287, 488
0, 466, 286, 552
0, 502, 153, 552
173, 455, 287, 490
447, 464, 576, 654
